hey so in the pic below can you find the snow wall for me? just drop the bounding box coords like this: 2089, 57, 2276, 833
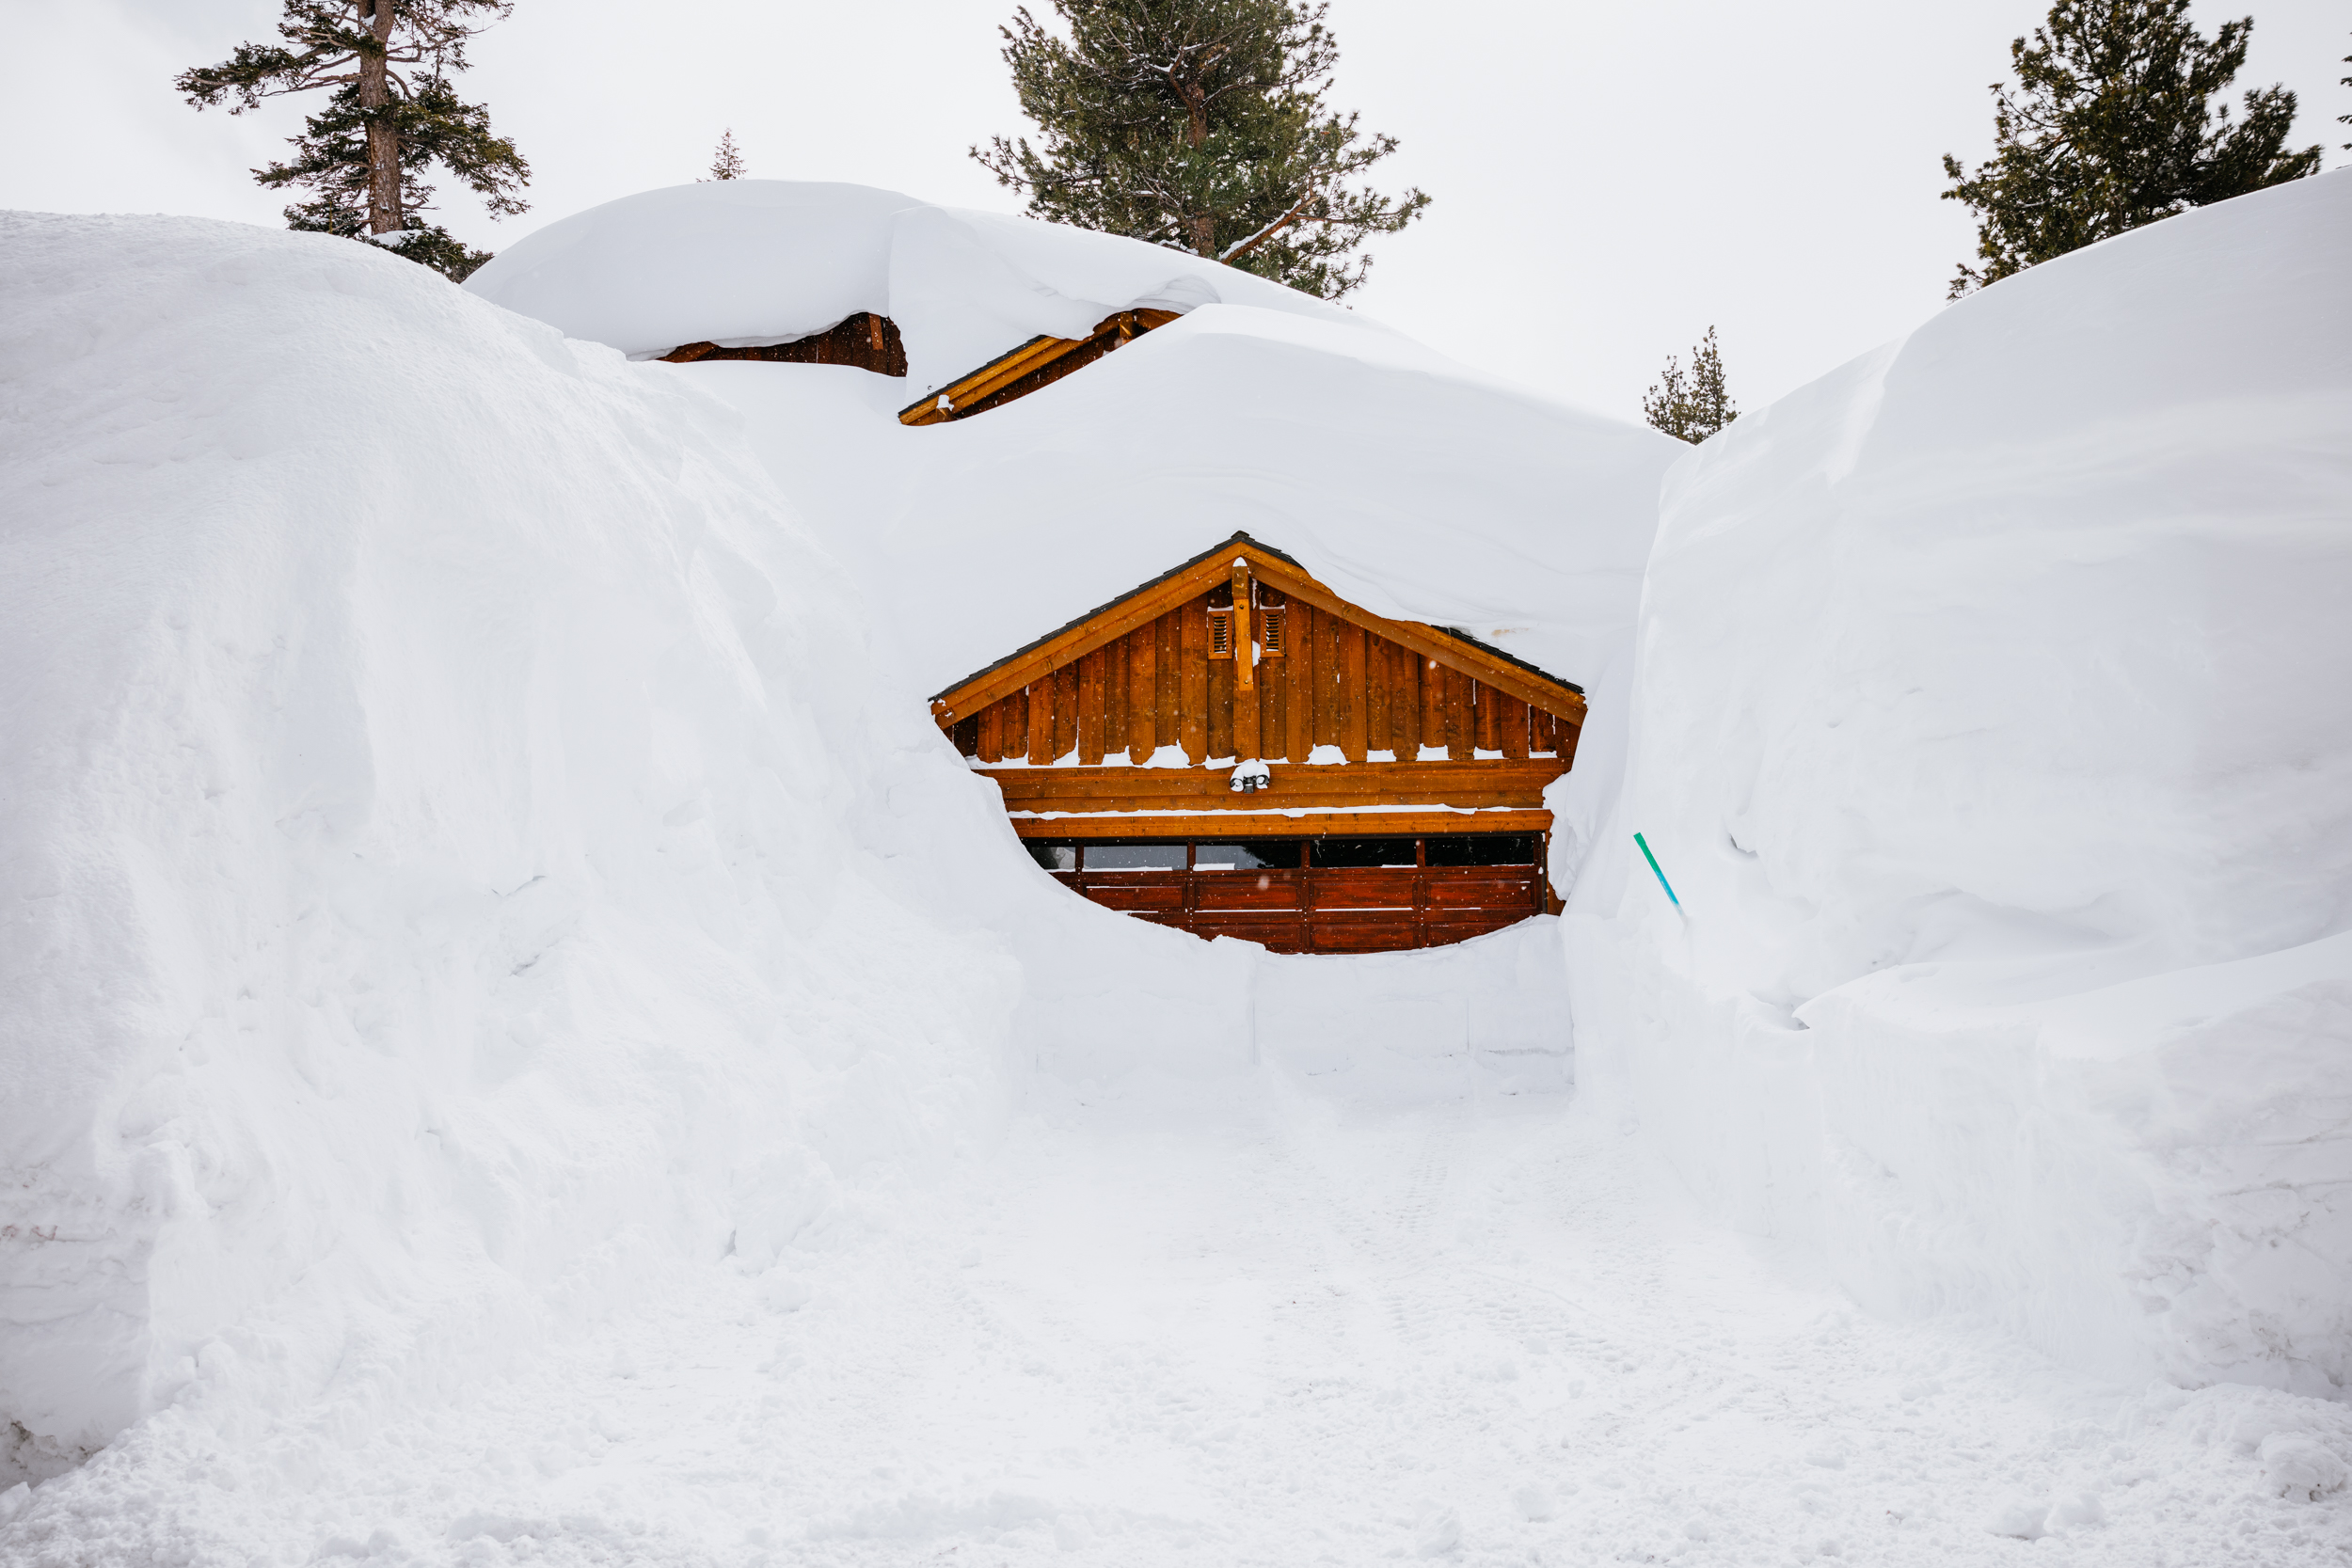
1566, 170, 2352, 1398
469, 182, 1682, 1096
1, 191, 1671, 1463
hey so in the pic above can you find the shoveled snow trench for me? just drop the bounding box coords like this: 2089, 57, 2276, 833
11, 1091, 2346, 1566
5, 179, 2351, 1566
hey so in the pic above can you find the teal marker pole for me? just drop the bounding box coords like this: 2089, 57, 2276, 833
1633, 832, 1680, 908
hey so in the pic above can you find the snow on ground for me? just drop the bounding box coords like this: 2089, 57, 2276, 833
5, 168, 2351, 1564
1570, 169, 2352, 1397
0, 207, 1267, 1486
11, 1090, 2351, 1565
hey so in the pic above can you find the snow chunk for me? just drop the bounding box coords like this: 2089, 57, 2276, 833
2263, 1434, 2350, 1501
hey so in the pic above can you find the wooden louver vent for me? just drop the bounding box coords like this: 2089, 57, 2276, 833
1207, 607, 1233, 659
1260, 599, 1287, 657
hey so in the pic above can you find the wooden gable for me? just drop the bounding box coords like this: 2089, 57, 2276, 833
935, 533, 1584, 844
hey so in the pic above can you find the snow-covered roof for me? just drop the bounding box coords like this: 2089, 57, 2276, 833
469, 182, 1685, 707
465, 180, 1361, 403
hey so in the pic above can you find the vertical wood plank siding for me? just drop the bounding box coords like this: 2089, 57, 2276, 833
1341, 624, 1368, 762
1258, 640, 1284, 761
1180, 599, 1208, 763
1295, 606, 1315, 748
1394, 645, 1421, 758
1232, 646, 1262, 761
952, 586, 1569, 768
1053, 663, 1078, 761
1027, 674, 1052, 764
1105, 639, 1127, 759
1154, 611, 1179, 752
1078, 647, 1105, 765
1206, 644, 1233, 762
1127, 629, 1154, 760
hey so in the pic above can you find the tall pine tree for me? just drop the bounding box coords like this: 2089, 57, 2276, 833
972, 0, 1428, 300
1642, 328, 1736, 445
1940, 0, 2319, 298
179, 1, 530, 282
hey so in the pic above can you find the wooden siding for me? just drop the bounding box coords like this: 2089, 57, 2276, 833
956, 587, 1579, 774
943, 538, 1583, 951
1054, 864, 1544, 954
1005, 808, 1550, 840
932, 536, 1585, 733
660, 312, 905, 376
984, 758, 1563, 813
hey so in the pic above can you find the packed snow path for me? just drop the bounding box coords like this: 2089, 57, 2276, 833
14, 1090, 2349, 1566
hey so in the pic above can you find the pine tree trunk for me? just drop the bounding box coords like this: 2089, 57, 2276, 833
359, 0, 401, 235
1180, 82, 1214, 258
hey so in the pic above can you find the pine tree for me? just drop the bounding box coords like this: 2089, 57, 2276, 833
705, 129, 747, 182
179, 1, 531, 282
1940, 0, 2319, 298
1642, 328, 1736, 445
2340, 36, 2349, 150
971, 0, 1429, 301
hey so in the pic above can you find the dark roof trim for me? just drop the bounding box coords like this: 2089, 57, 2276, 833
1430, 624, 1585, 696
929, 531, 1584, 703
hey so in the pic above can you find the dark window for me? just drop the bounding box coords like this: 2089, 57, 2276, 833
1083, 843, 1187, 872
1425, 834, 1538, 866
1310, 837, 1420, 869
1026, 841, 1078, 872
1192, 840, 1304, 870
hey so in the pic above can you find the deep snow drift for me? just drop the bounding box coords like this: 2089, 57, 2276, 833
468, 180, 1680, 910
0, 208, 1015, 1470
0, 208, 1347, 1483
1571, 169, 2352, 1398
3, 166, 2349, 1565
18, 1092, 2352, 1565
466, 180, 1675, 722
0, 188, 1632, 1493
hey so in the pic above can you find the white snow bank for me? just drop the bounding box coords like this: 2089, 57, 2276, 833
0, 208, 1008, 1462
1254, 918, 1575, 1102
0, 206, 1603, 1472
1573, 170, 2352, 1395
0, 211, 1335, 1468
691, 310, 1672, 708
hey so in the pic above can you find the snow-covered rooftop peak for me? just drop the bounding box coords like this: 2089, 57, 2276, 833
465, 180, 1364, 393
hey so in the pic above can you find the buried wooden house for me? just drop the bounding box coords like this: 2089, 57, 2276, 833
932, 533, 1587, 955
656, 299, 1589, 955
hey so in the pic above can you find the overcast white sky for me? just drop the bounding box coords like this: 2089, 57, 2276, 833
6, 0, 2344, 419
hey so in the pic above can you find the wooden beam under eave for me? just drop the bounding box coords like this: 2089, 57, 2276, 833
976, 757, 1565, 800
